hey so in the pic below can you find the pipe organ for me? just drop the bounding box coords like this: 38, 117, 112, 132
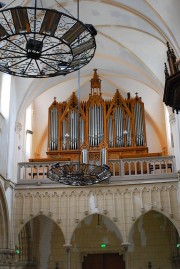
47, 70, 148, 163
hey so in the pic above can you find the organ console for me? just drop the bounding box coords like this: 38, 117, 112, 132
47, 69, 148, 164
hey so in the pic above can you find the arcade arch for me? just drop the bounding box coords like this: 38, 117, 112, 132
16, 215, 66, 268
128, 210, 179, 269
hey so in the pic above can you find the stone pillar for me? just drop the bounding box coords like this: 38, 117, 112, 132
0, 249, 17, 268
121, 243, 130, 269
14, 121, 23, 180
65, 245, 71, 269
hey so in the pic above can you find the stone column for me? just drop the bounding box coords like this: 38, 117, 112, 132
64, 245, 71, 269
121, 243, 130, 269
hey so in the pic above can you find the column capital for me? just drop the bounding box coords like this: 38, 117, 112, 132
64, 244, 72, 251
121, 242, 130, 251
15, 121, 22, 134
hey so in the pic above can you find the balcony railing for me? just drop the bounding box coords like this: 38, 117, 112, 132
109, 155, 175, 176
17, 155, 176, 181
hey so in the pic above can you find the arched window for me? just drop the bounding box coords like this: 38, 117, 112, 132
25, 105, 33, 160
0, 73, 11, 119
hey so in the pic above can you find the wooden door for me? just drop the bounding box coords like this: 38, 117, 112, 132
82, 253, 125, 269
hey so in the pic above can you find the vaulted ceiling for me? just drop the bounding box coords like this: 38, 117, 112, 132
3, 0, 180, 153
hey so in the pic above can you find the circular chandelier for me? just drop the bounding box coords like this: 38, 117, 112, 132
47, 163, 112, 186
0, 1, 97, 78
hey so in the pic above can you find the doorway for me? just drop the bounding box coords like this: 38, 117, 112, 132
82, 253, 125, 269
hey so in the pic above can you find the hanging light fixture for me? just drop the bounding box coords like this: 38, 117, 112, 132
47, 163, 112, 186
0, 0, 97, 78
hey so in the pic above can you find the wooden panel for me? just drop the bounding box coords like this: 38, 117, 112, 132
82, 253, 125, 269
82, 254, 103, 269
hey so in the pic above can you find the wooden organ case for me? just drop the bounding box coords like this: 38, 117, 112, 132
47, 70, 148, 164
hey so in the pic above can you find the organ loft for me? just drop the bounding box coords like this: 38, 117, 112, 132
46, 69, 155, 165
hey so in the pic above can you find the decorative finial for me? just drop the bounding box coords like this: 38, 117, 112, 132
164, 63, 169, 78
90, 69, 102, 96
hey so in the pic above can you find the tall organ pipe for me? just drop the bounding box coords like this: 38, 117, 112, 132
134, 102, 144, 146
50, 108, 58, 150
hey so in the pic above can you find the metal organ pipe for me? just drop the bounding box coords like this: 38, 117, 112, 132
73, 110, 76, 149
80, 118, 84, 145
134, 103, 138, 146
134, 103, 144, 146
62, 120, 66, 150
115, 109, 118, 147
89, 107, 91, 146
108, 117, 113, 148
70, 112, 72, 149
75, 111, 78, 149
50, 110, 53, 150
92, 106, 94, 146
126, 116, 131, 147
97, 106, 99, 145
72, 111, 74, 149
120, 109, 124, 147
88, 104, 104, 147
139, 105, 144, 146
50, 108, 58, 150
94, 104, 97, 146
117, 109, 120, 147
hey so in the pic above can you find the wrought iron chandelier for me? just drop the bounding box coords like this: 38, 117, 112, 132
47, 163, 112, 186
0, 0, 97, 78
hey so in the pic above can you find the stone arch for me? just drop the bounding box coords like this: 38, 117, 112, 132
16, 213, 65, 243
70, 213, 123, 249
15, 215, 66, 268
69, 213, 125, 269
0, 183, 9, 248
127, 209, 179, 269
128, 209, 180, 242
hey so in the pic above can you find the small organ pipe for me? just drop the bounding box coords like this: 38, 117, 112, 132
89, 107, 91, 145
97, 106, 99, 145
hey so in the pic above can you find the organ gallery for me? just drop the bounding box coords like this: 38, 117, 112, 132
47, 69, 148, 164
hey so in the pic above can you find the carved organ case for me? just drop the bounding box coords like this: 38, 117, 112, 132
47, 70, 148, 164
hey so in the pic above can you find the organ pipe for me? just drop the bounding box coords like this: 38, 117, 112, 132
50, 107, 58, 150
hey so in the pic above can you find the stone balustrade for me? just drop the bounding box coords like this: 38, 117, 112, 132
17, 155, 176, 181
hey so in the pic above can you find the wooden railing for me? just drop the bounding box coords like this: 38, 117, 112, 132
17, 155, 176, 181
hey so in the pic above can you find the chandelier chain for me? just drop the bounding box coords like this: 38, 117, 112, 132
54, 0, 75, 18
1, 0, 16, 10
